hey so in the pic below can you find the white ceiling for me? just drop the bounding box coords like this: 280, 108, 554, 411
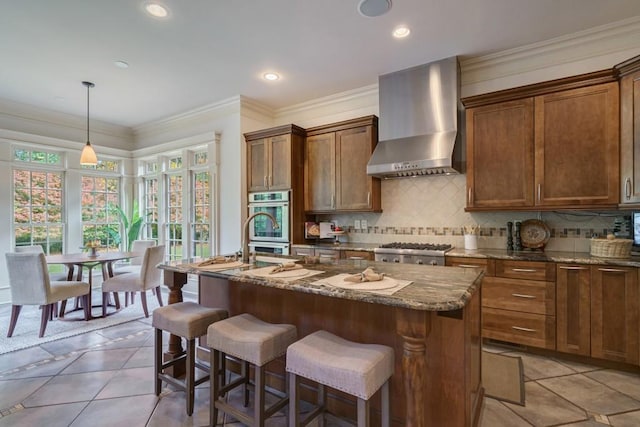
2, 0, 640, 128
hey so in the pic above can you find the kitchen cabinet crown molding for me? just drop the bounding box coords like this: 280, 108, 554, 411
244, 124, 306, 140
305, 115, 378, 136
461, 69, 617, 108
614, 54, 640, 77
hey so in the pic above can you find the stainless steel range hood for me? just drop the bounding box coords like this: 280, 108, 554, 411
367, 56, 464, 178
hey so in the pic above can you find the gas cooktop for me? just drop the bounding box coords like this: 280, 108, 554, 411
374, 242, 453, 256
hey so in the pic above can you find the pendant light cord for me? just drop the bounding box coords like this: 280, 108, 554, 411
82, 81, 95, 144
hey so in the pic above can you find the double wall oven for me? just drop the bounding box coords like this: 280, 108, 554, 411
248, 191, 290, 255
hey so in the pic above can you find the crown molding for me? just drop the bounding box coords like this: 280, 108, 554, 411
461, 16, 640, 86
274, 83, 378, 118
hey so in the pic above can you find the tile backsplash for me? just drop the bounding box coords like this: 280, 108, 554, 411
318, 174, 629, 253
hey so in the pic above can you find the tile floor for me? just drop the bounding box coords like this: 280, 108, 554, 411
2, 300, 640, 426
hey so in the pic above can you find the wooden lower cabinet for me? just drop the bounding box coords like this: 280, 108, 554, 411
342, 250, 373, 260
556, 264, 591, 356
483, 306, 556, 349
591, 265, 639, 364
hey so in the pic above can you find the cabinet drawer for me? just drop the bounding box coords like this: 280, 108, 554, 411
483, 307, 556, 349
495, 260, 555, 281
342, 250, 373, 261
291, 247, 314, 257
483, 277, 555, 315
446, 257, 495, 276
316, 249, 340, 261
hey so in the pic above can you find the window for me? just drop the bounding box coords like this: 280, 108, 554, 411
14, 148, 62, 166
81, 159, 120, 172
192, 171, 210, 258
13, 168, 64, 254
81, 175, 120, 249
166, 174, 183, 261
143, 177, 159, 240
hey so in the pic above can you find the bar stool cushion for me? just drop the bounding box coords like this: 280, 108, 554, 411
287, 330, 394, 400
152, 302, 228, 339
207, 313, 297, 366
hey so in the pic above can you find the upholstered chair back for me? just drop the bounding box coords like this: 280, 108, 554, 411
5, 252, 50, 305
130, 240, 156, 265
14, 245, 45, 253
140, 245, 165, 290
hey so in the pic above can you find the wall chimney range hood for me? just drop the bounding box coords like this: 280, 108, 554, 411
367, 56, 464, 178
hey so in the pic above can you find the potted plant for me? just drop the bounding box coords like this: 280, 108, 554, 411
110, 201, 144, 252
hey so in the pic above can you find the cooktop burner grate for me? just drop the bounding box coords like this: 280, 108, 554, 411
378, 242, 453, 251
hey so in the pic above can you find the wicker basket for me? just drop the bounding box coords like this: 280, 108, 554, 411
590, 238, 633, 258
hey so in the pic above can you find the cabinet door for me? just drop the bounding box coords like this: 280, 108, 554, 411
620, 70, 640, 204
535, 83, 619, 207
268, 134, 292, 190
336, 125, 374, 210
305, 133, 336, 211
590, 265, 639, 364
556, 264, 591, 356
247, 139, 269, 192
466, 99, 534, 209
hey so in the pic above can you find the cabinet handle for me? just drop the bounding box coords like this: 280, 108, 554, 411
512, 326, 537, 333
331, 194, 335, 208
626, 177, 632, 200
367, 192, 371, 206
559, 266, 587, 270
598, 268, 626, 273
511, 293, 536, 299
297, 251, 312, 256
537, 184, 541, 203
468, 187, 472, 205
457, 264, 481, 268
511, 268, 537, 273
319, 254, 334, 258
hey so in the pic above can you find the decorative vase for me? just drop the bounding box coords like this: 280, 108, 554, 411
89, 247, 97, 257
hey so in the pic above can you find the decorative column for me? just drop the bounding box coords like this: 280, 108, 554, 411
396, 307, 431, 426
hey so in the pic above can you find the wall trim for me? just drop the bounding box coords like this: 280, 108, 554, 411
461, 16, 640, 86
274, 84, 378, 118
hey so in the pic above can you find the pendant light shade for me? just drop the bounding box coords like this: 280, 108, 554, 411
80, 81, 98, 166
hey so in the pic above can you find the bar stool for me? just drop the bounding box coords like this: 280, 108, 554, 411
152, 302, 228, 416
286, 330, 394, 427
207, 313, 297, 426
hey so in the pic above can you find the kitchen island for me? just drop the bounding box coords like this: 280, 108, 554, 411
159, 258, 484, 426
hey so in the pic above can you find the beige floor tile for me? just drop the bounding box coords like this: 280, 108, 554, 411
539, 374, 640, 415
95, 366, 155, 399
585, 369, 640, 401
0, 346, 55, 372
146, 387, 210, 426
0, 376, 51, 410
0, 353, 80, 379
123, 346, 155, 369
505, 351, 577, 380
479, 398, 531, 426
22, 370, 117, 407
609, 409, 640, 427
70, 394, 158, 427
0, 401, 87, 427
59, 347, 138, 374
551, 357, 602, 374
504, 381, 588, 426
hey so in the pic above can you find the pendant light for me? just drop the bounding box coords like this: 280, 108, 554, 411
80, 81, 98, 166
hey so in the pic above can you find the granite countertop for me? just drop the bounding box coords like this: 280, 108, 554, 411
447, 248, 640, 267
159, 257, 483, 312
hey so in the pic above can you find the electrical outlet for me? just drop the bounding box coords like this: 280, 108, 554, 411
361, 219, 368, 231
354, 220, 361, 230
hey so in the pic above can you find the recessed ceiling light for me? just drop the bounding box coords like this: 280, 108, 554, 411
114, 61, 129, 69
145, 2, 169, 18
263, 73, 280, 81
393, 25, 411, 38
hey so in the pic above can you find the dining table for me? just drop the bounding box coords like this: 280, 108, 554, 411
46, 251, 139, 319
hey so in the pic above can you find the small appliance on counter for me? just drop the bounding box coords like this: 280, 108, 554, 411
304, 221, 338, 240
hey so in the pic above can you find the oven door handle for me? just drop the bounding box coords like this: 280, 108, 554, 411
249, 202, 289, 208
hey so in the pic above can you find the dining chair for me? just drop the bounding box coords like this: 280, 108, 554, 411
101, 245, 165, 317
5, 252, 91, 338
113, 239, 156, 275
15, 245, 69, 281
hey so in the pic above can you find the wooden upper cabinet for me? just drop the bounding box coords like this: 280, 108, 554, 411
466, 99, 534, 209
535, 83, 619, 207
245, 125, 305, 192
616, 55, 640, 205
463, 70, 620, 211
305, 132, 336, 211
305, 116, 381, 213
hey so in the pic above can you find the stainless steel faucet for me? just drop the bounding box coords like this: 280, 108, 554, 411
241, 212, 280, 263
